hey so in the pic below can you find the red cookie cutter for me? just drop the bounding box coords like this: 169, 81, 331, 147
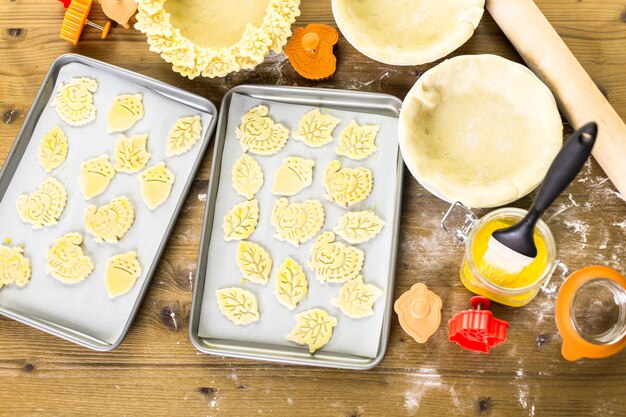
448, 296, 509, 353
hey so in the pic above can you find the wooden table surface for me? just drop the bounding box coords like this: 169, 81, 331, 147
2, 1, 626, 416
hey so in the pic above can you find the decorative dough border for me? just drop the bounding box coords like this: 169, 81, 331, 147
135, 0, 301, 79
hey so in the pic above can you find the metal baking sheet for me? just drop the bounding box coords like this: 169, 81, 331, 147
190, 85, 403, 369
0, 54, 217, 350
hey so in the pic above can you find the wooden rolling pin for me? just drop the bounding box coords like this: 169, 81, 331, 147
487, 0, 626, 198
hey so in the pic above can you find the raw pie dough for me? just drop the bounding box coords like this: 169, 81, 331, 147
272, 156, 314, 196
165, 115, 202, 157
232, 153, 264, 200
274, 257, 307, 310
271, 198, 324, 247
236, 240, 272, 285
79, 155, 116, 200
332, 0, 485, 65
308, 231, 364, 284
107, 94, 144, 133
293, 108, 341, 148
398, 54, 563, 208
0, 246, 31, 289
46, 233, 94, 284
335, 120, 379, 160
323, 160, 373, 208
114, 134, 152, 173
216, 287, 260, 325
37, 126, 68, 172
84, 196, 135, 243
235, 105, 289, 155
51, 77, 98, 126
17, 177, 67, 229
223, 200, 259, 241
105, 251, 142, 299
333, 211, 385, 244
331, 275, 383, 319
139, 162, 175, 209
286, 308, 337, 353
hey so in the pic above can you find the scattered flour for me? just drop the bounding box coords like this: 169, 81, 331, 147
197, 192, 207, 202
563, 219, 590, 245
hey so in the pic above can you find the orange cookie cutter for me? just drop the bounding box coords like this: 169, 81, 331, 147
394, 283, 442, 343
98, 0, 137, 29
58, 0, 111, 45
284, 24, 339, 81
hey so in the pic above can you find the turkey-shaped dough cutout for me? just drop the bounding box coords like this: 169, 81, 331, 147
37, 126, 68, 173
274, 257, 308, 310
165, 115, 202, 157
79, 155, 115, 200
331, 275, 383, 319
335, 120, 380, 160
114, 134, 151, 173
323, 160, 373, 208
107, 94, 144, 133
271, 198, 325, 247
236, 240, 272, 285
272, 157, 314, 196
223, 200, 259, 241
104, 251, 142, 299
51, 77, 98, 127
17, 177, 67, 229
333, 211, 385, 244
286, 308, 337, 353
232, 153, 264, 200
0, 246, 31, 289
308, 231, 364, 284
235, 105, 289, 155
293, 108, 341, 148
139, 162, 175, 209
46, 233, 94, 284
216, 287, 260, 325
84, 196, 135, 243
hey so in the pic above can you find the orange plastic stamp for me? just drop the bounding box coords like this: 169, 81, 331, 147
394, 283, 442, 343
58, 0, 111, 45
98, 0, 137, 29
448, 296, 509, 353
284, 24, 339, 81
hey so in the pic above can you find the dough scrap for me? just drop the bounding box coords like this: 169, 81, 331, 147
333, 211, 385, 244
17, 177, 67, 229
114, 133, 152, 173
286, 308, 337, 353
323, 160, 373, 207
165, 115, 203, 157
236, 240, 272, 285
274, 257, 308, 310
51, 77, 98, 127
308, 231, 364, 284
46, 233, 94, 284
272, 157, 314, 196
331, 275, 383, 319
0, 246, 31, 289
84, 196, 135, 243
79, 155, 116, 200
232, 153, 264, 200
37, 126, 68, 173
235, 105, 289, 155
216, 287, 260, 325
335, 120, 379, 160
293, 108, 341, 148
223, 200, 259, 241
105, 251, 142, 299
139, 162, 175, 209
271, 198, 325, 247
107, 94, 144, 133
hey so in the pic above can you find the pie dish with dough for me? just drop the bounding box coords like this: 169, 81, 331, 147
332, 0, 484, 65
399, 54, 563, 208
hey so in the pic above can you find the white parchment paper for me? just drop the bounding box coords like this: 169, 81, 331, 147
0, 61, 213, 344
198, 93, 400, 358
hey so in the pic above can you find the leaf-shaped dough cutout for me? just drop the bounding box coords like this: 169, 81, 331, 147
139, 162, 175, 209
107, 94, 144, 133
331, 275, 383, 319
114, 134, 152, 173
0, 246, 31, 289
236, 240, 272, 285
46, 233, 94, 284
37, 126, 68, 173
333, 211, 385, 244
308, 231, 364, 284
51, 77, 98, 127
286, 308, 337, 353
272, 157, 315, 196
235, 105, 289, 155
274, 257, 308, 310
232, 153, 264, 200
293, 108, 341, 148
84, 196, 135, 243
216, 287, 260, 325
271, 198, 325, 247
335, 120, 380, 160
323, 160, 373, 208
223, 200, 259, 241
165, 115, 203, 157
79, 155, 116, 200
105, 251, 142, 299
16, 177, 67, 229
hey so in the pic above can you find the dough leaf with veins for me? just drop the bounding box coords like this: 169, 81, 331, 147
0, 246, 31, 289
108, 94, 144, 133
17, 177, 67, 229
165, 115, 203, 157
236, 240, 272, 285
323, 160, 373, 207
216, 287, 260, 325
139, 162, 175, 209
51, 77, 98, 127
46, 233, 94, 284
235, 105, 289, 155
114, 133, 152, 173
286, 308, 337, 353
223, 200, 259, 241
105, 251, 142, 299
85, 196, 135, 243
335, 120, 379, 160
293, 108, 341, 147
271, 198, 324, 247
333, 211, 385, 244
274, 257, 308, 310
79, 155, 116, 200
272, 157, 314, 196
308, 231, 364, 284
232, 153, 264, 200
37, 126, 68, 173
331, 275, 383, 319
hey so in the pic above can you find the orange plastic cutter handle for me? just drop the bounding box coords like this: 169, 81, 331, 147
59, 0, 92, 45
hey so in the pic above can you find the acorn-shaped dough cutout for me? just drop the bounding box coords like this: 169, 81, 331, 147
139, 162, 175, 209
84, 196, 135, 243
272, 157, 315, 196
79, 155, 116, 200
107, 94, 144, 133
104, 251, 142, 299
46, 233, 94, 284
